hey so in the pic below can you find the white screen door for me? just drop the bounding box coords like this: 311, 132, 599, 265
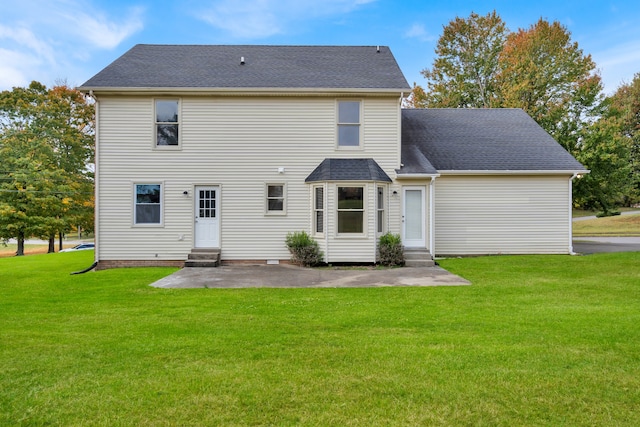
195, 186, 219, 248
403, 187, 425, 247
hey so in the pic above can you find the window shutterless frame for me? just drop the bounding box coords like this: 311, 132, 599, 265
336, 100, 362, 149
133, 183, 163, 226
265, 183, 286, 215
313, 185, 325, 235
336, 185, 365, 234
154, 99, 181, 149
376, 185, 386, 234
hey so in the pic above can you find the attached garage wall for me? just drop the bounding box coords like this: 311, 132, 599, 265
434, 175, 572, 255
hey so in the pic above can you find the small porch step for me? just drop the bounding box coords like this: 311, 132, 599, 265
185, 249, 220, 267
404, 248, 435, 268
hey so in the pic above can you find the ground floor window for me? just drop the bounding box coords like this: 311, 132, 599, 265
377, 186, 385, 233
337, 186, 364, 233
266, 184, 286, 214
314, 186, 324, 234
134, 184, 161, 224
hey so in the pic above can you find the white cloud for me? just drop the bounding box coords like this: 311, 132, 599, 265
199, 1, 283, 38
0, 48, 41, 88
0, 25, 56, 65
0, 1, 144, 91
403, 23, 434, 42
593, 40, 640, 93
60, 7, 144, 50
197, 0, 377, 39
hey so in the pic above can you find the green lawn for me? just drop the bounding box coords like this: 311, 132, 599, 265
573, 213, 640, 236
1, 251, 639, 425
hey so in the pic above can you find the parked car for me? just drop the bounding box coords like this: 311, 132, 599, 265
60, 243, 95, 252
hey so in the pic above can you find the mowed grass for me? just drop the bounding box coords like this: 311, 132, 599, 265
1, 251, 639, 425
0, 244, 53, 258
573, 213, 640, 236
0, 242, 91, 258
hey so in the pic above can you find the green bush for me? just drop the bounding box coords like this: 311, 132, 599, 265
285, 231, 324, 267
378, 233, 404, 267
596, 210, 621, 218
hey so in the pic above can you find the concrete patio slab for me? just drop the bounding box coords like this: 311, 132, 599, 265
150, 264, 471, 289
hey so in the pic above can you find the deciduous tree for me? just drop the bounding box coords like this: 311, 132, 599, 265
573, 102, 632, 212
608, 73, 640, 204
497, 18, 603, 153
419, 10, 507, 108
0, 82, 94, 255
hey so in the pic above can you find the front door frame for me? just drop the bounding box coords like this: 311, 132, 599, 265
402, 186, 426, 248
194, 185, 220, 248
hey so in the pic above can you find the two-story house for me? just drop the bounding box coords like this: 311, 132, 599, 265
79, 44, 587, 269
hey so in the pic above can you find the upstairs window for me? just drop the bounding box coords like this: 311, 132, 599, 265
337, 101, 360, 147
155, 100, 179, 146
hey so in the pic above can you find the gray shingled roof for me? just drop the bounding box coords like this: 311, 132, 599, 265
80, 44, 410, 90
400, 108, 586, 173
305, 159, 392, 182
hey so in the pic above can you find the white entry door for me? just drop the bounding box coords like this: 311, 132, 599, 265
195, 186, 220, 248
403, 187, 425, 248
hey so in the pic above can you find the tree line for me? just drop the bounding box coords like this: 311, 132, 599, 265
0, 82, 94, 256
407, 11, 639, 213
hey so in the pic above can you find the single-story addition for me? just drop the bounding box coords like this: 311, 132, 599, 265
78, 44, 588, 269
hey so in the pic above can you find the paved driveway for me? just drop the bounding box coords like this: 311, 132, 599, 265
150, 264, 471, 289
573, 237, 640, 254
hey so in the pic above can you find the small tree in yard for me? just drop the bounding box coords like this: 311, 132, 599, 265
285, 231, 324, 267
378, 233, 404, 267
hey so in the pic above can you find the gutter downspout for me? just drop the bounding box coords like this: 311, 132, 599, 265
89, 90, 100, 266
429, 176, 436, 258
398, 93, 403, 181
569, 172, 579, 255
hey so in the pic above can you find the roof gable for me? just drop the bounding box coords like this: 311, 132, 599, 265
401, 108, 586, 173
80, 44, 410, 91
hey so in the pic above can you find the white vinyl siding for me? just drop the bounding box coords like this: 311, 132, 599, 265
434, 175, 572, 255
96, 95, 401, 262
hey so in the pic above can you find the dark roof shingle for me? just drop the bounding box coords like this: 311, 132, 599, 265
80, 44, 410, 90
400, 108, 586, 173
305, 159, 392, 182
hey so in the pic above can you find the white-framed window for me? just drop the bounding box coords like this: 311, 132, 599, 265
266, 183, 286, 215
155, 99, 180, 147
313, 185, 324, 234
377, 185, 385, 234
337, 100, 361, 148
337, 186, 364, 233
134, 183, 162, 225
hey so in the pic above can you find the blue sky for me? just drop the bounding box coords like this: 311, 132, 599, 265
1, 0, 639, 94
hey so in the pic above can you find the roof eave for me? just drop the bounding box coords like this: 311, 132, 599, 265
437, 169, 590, 176
395, 173, 441, 179
77, 86, 409, 97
